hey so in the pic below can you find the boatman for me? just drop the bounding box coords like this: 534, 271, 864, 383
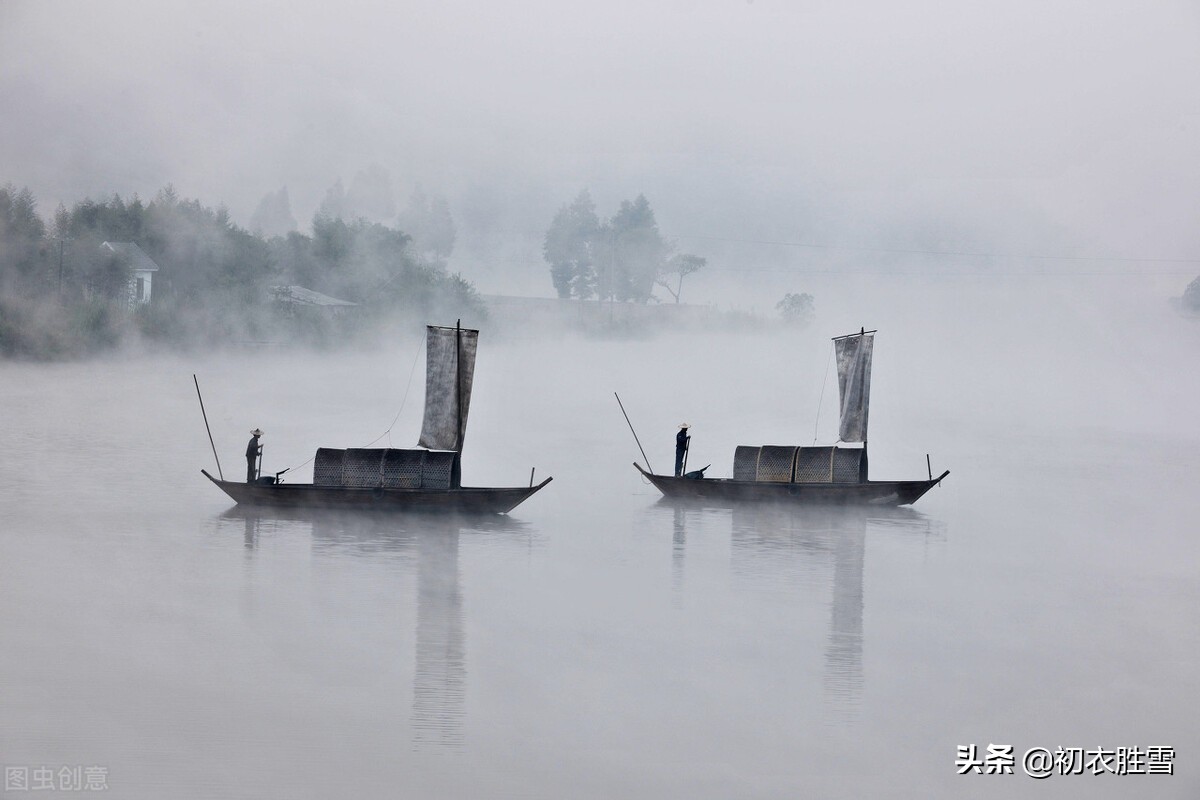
246, 428, 263, 483
675, 423, 690, 477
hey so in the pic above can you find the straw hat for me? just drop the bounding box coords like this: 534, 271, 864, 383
679, 423, 690, 429
251, 428, 263, 436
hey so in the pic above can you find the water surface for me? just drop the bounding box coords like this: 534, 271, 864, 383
2, 278, 1197, 798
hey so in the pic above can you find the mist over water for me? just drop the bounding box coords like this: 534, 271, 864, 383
0, 276, 1196, 798
3, 0, 1198, 792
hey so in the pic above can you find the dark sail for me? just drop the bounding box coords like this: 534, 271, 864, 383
834, 331, 874, 443
418, 324, 479, 452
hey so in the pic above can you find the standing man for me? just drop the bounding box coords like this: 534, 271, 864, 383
675, 423, 690, 477
246, 428, 263, 483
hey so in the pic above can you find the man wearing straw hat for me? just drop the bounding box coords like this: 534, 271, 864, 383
246, 429, 263, 483
675, 423, 690, 477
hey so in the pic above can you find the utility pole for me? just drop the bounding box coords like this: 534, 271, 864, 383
56, 237, 66, 301
608, 228, 629, 324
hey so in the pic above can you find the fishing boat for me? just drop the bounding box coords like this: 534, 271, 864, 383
633, 329, 948, 506
202, 323, 552, 513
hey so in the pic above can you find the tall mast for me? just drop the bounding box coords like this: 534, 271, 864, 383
455, 318, 462, 453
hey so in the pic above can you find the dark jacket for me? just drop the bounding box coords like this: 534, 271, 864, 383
246, 436, 261, 459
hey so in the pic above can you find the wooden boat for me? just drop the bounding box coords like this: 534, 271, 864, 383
634, 462, 945, 506
203, 470, 551, 514
203, 323, 552, 514
635, 329, 948, 507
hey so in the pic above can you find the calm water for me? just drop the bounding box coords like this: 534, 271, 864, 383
1, 278, 1198, 798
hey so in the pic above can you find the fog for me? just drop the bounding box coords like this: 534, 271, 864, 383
4, 0, 1199, 298
1, 286, 1198, 796
3, 2, 1200, 797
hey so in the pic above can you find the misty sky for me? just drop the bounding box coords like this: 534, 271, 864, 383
3, 0, 1198, 292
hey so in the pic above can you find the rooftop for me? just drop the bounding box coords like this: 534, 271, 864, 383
101, 241, 159, 272
269, 285, 357, 307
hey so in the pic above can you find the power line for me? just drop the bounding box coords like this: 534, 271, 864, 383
699, 266, 1195, 276
674, 233, 1200, 265
463, 229, 1199, 276
469, 229, 1200, 270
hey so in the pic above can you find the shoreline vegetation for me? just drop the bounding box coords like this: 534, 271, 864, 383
0, 183, 817, 360
0, 183, 484, 360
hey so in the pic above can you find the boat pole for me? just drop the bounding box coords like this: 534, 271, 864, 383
926, 453, 932, 481
193, 374, 224, 481
455, 319, 462, 452
614, 392, 654, 474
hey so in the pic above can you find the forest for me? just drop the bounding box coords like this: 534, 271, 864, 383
0, 183, 482, 358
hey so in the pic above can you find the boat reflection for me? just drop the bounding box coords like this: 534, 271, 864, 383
411, 525, 465, 749
734, 504, 941, 719
672, 504, 686, 597
220, 506, 527, 552
664, 499, 943, 720
215, 507, 532, 750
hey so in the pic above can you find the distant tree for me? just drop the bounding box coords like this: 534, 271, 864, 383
547, 192, 704, 304
35, 192, 162, 302
249, 187, 297, 238
0, 185, 46, 242
308, 214, 414, 301
267, 212, 483, 326
1183, 275, 1200, 313
543, 190, 600, 299
155, 184, 179, 207
0, 184, 50, 296
776, 292, 815, 325
397, 185, 457, 259
656, 253, 706, 304
82, 247, 131, 302
344, 165, 396, 224
607, 194, 667, 302
344, 221, 413, 297
140, 193, 274, 303
271, 230, 322, 289
0, 183, 486, 357
310, 214, 355, 283
3, 185, 280, 353
51, 203, 69, 240
317, 178, 347, 220
65, 193, 145, 242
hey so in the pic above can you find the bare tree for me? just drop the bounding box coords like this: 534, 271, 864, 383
655, 253, 705, 304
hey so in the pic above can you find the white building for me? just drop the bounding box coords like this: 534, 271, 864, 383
100, 241, 159, 308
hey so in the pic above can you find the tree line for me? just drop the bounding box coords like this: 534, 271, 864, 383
0, 183, 482, 358
542, 191, 707, 304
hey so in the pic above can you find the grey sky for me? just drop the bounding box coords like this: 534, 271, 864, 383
2, 0, 1198, 283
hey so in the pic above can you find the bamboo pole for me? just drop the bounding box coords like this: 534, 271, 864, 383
614, 392, 654, 474
193, 374, 224, 481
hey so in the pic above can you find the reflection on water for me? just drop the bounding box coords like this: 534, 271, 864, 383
733, 504, 942, 718
243, 514, 258, 550
825, 520, 864, 718
5, 322, 1196, 799
411, 526, 465, 750
672, 505, 686, 597
216, 508, 530, 751
666, 502, 944, 720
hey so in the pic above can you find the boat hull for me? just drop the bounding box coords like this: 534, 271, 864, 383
203, 470, 552, 514
634, 463, 947, 507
